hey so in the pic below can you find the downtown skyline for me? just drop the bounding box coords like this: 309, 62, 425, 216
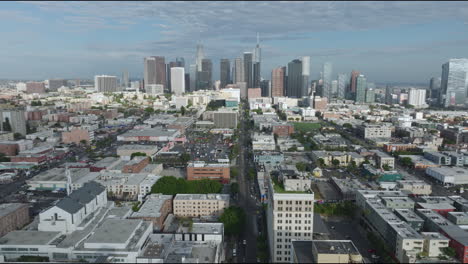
1, 1, 468, 83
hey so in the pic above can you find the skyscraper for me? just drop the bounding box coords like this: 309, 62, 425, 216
234, 58, 244, 84
271, 67, 285, 97
144, 56, 166, 90
95, 75, 118, 93
385, 85, 393, 105
171, 67, 185, 96
408, 89, 427, 107
122, 70, 129, 88
337, 73, 349, 99
243, 52, 253, 88
322, 62, 333, 100
287, 59, 306, 98
0, 108, 27, 136
355, 74, 367, 103
253, 33, 261, 88
349, 70, 360, 99
220, 59, 231, 88
196, 44, 205, 72
260, 80, 270, 97
189, 64, 197, 92
365, 88, 375, 103
302, 56, 310, 96
440, 58, 468, 107
429, 77, 441, 100
197, 59, 212, 90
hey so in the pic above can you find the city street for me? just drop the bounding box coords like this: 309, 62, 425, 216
234, 101, 261, 263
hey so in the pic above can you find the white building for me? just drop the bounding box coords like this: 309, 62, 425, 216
173, 194, 230, 218
267, 180, 314, 263
38, 181, 107, 234
146, 84, 164, 96
171, 67, 185, 95
252, 133, 276, 151
94, 75, 118, 93
408, 89, 427, 108
425, 167, 468, 185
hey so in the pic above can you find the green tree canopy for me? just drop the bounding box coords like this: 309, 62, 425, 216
151, 176, 222, 195
296, 162, 307, 172
219, 206, 246, 235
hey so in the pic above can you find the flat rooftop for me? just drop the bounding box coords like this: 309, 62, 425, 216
0, 231, 60, 245
84, 218, 142, 245
28, 167, 91, 182
0, 203, 27, 218
174, 194, 230, 202
117, 144, 158, 151
312, 240, 361, 255
132, 194, 173, 218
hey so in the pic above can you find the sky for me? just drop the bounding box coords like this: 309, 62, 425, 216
1, 1, 468, 84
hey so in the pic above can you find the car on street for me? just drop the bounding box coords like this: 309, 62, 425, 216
232, 248, 236, 257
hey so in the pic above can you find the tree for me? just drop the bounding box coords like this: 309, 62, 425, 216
2, 117, 12, 132
13, 132, 24, 140
230, 182, 239, 195
382, 164, 391, 171
151, 176, 222, 195
144, 107, 154, 114
180, 106, 186, 116
332, 159, 341, 167
0, 153, 11, 162
180, 153, 191, 163
288, 145, 298, 152
219, 206, 246, 235
296, 162, 307, 172
441, 247, 456, 257
230, 167, 239, 178
132, 201, 141, 212
80, 139, 88, 145
343, 123, 352, 129
400, 157, 413, 167
317, 158, 325, 167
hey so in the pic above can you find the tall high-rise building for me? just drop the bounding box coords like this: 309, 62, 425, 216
266, 181, 314, 263
408, 89, 427, 107
196, 44, 205, 72
260, 80, 270, 97
176, 57, 185, 68
220, 59, 231, 88
253, 33, 262, 88
243, 52, 253, 88
322, 62, 333, 100
287, 59, 305, 98
302, 56, 310, 97
25, 82, 45, 94
122, 70, 129, 88
144, 56, 166, 90
337, 73, 348, 99
440, 58, 468, 107
349, 70, 360, 99
94, 75, 118, 93
429, 77, 441, 100
365, 88, 375, 103
184, 73, 190, 92
48, 79, 67, 92
385, 85, 393, 105
271, 67, 286, 97
234, 58, 245, 84
355, 74, 367, 103
0, 108, 27, 136
189, 64, 197, 92
171, 67, 185, 96
197, 59, 213, 90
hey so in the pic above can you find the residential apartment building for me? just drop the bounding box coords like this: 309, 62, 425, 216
267, 180, 314, 263
173, 193, 230, 218
357, 123, 393, 139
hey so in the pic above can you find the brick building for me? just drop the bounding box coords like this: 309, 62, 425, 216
272, 123, 295, 137
129, 194, 173, 231
62, 129, 90, 144
0, 142, 19, 156
187, 161, 230, 184
122, 157, 150, 173
0, 203, 30, 237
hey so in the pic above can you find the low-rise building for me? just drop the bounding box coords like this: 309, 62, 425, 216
129, 193, 173, 231
425, 167, 468, 186
253, 151, 284, 166
116, 145, 159, 160
421, 232, 450, 258
372, 150, 395, 169
252, 133, 275, 151
173, 194, 230, 218
357, 123, 392, 139
186, 161, 230, 184
0, 203, 29, 238
394, 209, 424, 232
396, 180, 432, 195
291, 240, 363, 264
